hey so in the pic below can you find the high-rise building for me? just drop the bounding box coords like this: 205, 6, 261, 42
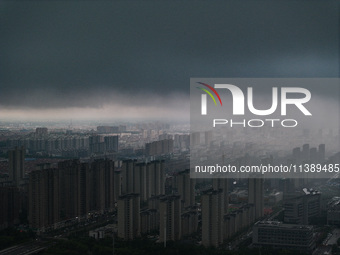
35, 127, 48, 137
135, 162, 149, 202
0, 187, 23, 231
292, 147, 301, 164
117, 193, 140, 240
121, 160, 136, 195
114, 170, 121, 203
248, 178, 264, 220
145, 140, 174, 156
181, 207, 198, 238
8, 146, 25, 187
190, 132, 200, 147
201, 189, 224, 247
318, 144, 325, 162
309, 148, 317, 163
58, 160, 90, 219
121, 160, 165, 201
302, 144, 310, 161
204, 131, 212, 147
104, 135, 118, 152
140, 209, 159, 234
176, 169, 196, 209
29, 168, 59, 231
89, 135, 105, 154
159, 195, 181, 243
91, 159, 115, 212
212, 178, 228, 215
147, 160, 165, 197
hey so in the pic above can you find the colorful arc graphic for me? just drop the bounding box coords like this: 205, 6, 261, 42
196, 87, 217, 105
196, 82, 223, 106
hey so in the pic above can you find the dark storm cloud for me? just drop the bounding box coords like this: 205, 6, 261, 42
0, 0, 338, 109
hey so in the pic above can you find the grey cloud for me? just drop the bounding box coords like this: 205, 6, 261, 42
0, 0, 338, 110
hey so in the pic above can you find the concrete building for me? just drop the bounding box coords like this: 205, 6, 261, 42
91, 159, 115, 212
29, 168, 60, 232
0, 187, 23, 231
159, 195, 181, 243
201, 189, 224, 247
117, 193, 140, 240
212, 178, 228, 214
327, 197, 340, 226
145, 139, 174, 156
253, 221, 315, 252
104, 135, 118, 152
35, 127, 48, 137
121, 160, 165, 201
284, 189, 321, 225
58, 160, 88, 219
140, 209, 159, 234
147, 160, 165, 197
28, 159, 116, 232
8, 146, 25, 187
176, 169, 196, 209
121, 160, 136, 194
248, 178, 264, 220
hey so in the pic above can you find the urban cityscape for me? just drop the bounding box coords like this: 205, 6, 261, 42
0, 121, 339, 254
1, 1, 339, 254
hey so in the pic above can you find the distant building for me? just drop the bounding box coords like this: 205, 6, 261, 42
35, 127, 48, 136
8, 146, 25, 187
318, 144, 325, 162
97, 126, 119, 134
253, 221, 315, 252
89, 224, 115, 239
89, 135, 105, 154
190, 132, 200, 147
204, 131, 212, 146
145, 139, 173, 156
104, 135, 118, 152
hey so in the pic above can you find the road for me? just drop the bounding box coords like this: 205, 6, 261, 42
0, 241, 50, 255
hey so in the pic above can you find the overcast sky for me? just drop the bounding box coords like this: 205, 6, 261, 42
0, 0, 339, 121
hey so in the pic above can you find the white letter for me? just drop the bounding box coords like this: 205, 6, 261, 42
213, 119, 228, 127
248, 119, 264, 127
201, 94, 207, 115
265, 119, 280, 127
248, 87, 278, 115
281, 87, 312, 115
230, 119, 246, 127
281, 119, 298, 127
214, 84, 245, 115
